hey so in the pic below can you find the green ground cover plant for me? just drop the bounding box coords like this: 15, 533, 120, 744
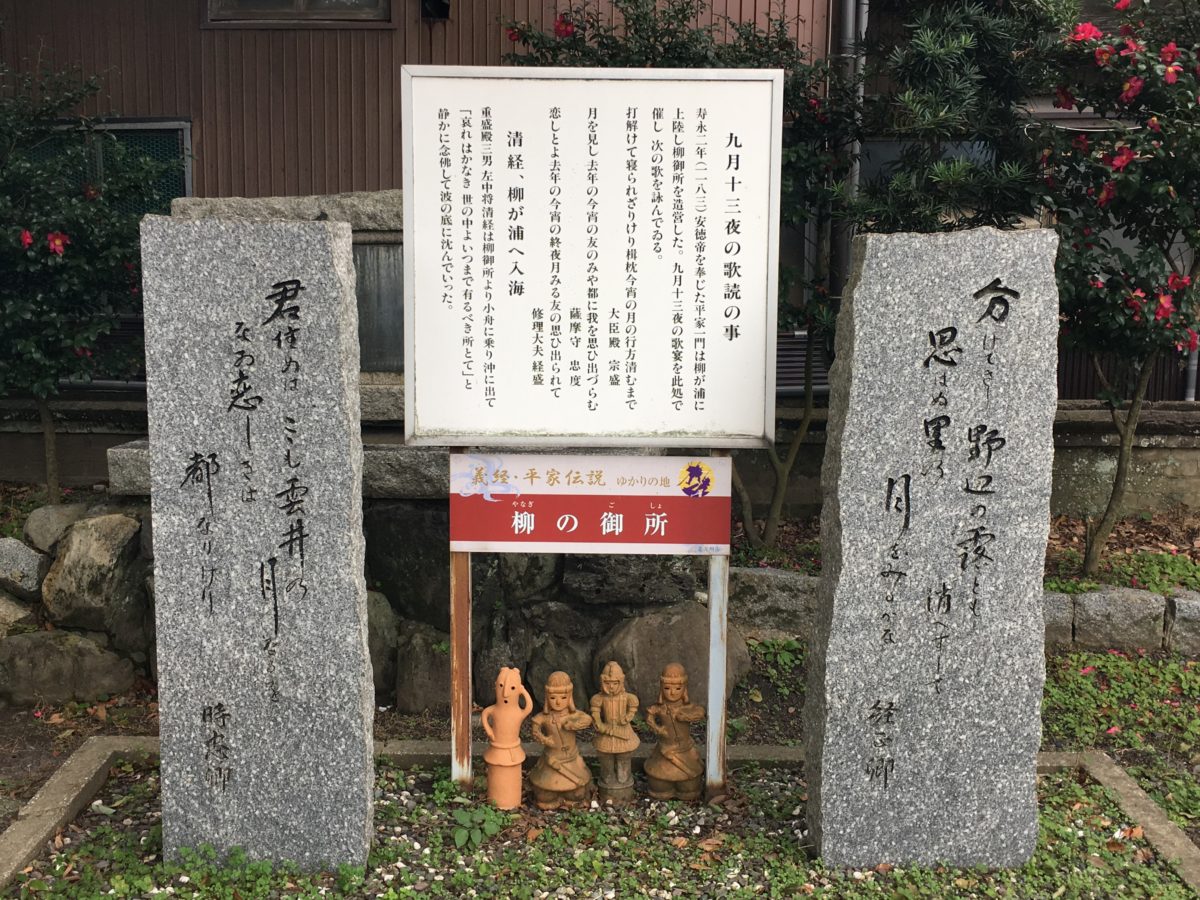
8, 761, 1195, 898
1043, 648, 1200, 844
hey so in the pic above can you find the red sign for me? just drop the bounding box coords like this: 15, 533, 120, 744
449, 454, 730, 555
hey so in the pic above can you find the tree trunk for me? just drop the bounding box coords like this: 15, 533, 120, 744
1082, 351, 1157, 576
731, 324, 818, 550
36, 396, 61, 504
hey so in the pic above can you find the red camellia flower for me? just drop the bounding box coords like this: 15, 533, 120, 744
1120, 38, 1144, 58
1161, 41, 1181, 64
505, 26, 520, 41
553, 15, 575, 38
1072, 134, 1090, 152
1113, 0, 1131, 8
1072, 22, 1103, 42
19, 228, 32, 249
46, 231, 70, 255
1126, 289, 1145, 321
1108, 146, 1136, 170
1188, 329, 1199, 353
1156, 293, 1175, 320
1094, 44, 1115, 66
1169, 272, 1192, 292
1054, 85, 1076, 109
1097, 180, 1117, 206
1119, 23, 1135, 37
1147, 116, 1162, 132
1165, 64, 1182, 85
1118, 75, 1144, 103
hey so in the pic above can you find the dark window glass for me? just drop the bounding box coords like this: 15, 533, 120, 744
208, 0, 390, 22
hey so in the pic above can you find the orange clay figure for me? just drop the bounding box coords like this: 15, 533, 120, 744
528, 671, 594, 810
589, 660, 640, 802
481, 666, 533, 809
644, 662, 705, 801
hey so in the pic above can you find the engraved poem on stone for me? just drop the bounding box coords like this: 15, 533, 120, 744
141, 216, 373, 868
804, 227, 1060, 867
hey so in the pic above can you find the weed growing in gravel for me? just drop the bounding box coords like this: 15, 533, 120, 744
451, 805, 509, 849
747, 638, 804, 698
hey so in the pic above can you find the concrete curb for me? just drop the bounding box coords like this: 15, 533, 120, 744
1039, 750, 1200, 894
1, 740, 1195, 892
0, 736, 157, 890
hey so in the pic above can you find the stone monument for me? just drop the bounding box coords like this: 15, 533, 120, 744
140, 216, 373, 868
804, 227, 1060, 867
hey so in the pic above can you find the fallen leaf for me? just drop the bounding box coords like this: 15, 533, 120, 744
47, 713, 64, 725
698, 834, 725, 852
874, 863, 893, 874
1133, 847, 1155, 864
670, 837, 689, 848
526, 827, 543, 843
749, 688, 763, 703
1129, 825, 1144, 840
1106, 838, 1127, 852
53, 832, 63, 849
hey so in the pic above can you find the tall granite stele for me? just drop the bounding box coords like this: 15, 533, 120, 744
140, 216, 373, 868
804, 227, 1060, 867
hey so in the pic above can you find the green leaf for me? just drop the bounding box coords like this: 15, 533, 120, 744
471, 827, 483, 846
454, 827, 469, 848
452, 808, 473, 827
483, 820, 500, 836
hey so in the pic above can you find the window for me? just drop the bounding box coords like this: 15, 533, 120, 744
207, 0, 392, 24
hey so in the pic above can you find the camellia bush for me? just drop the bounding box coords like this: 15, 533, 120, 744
1044, 1, 1199, 574
503, 0, 860, 550
0, 62, 171, 499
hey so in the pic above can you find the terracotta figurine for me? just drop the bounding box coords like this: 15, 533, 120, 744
589, 660, 640, 802
481, 666, 533, 809
528, 671, 594, 809
644, 662, 705, 801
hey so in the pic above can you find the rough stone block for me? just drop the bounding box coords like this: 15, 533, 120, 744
1169, 589, 1200, 657
1074, 587, 1166, 651
394, 618, 452, 714
728, 567, 819, 640
367, 590, 401, 698
1043, 591, 1074, 645
141, 215, 372, 869
22, 504, 89, 553
0, 631, 134, 706
0, 538, 49, 602
40, 515, 149, 653
804, 228, 1060, 867
0, 590, 34, 639
594, 601, 751, 706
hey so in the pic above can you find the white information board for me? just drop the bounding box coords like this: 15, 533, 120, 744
402, 66, 782, 448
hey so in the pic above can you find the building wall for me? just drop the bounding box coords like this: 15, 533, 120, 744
0, 0, 830, 198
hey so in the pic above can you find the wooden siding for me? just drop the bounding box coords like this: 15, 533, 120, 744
1058, 346, 1188, 403
0, 0, 829, 198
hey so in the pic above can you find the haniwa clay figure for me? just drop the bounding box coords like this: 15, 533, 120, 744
644, 662, 705, 801
589, 660, 640, 802
481, 667, 534, 809
529, 671, 594, 809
